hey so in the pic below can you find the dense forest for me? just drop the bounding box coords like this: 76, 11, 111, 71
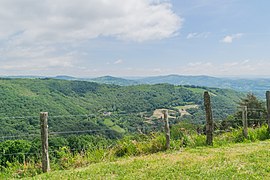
46, 74, 270, 98
0, 78, 242, 138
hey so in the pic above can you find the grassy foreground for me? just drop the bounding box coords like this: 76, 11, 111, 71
27, 140, 270, 180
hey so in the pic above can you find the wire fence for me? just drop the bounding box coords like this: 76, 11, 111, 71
0, 107, 268, 137
0, 133, 40, 140
0, 105, 269, 158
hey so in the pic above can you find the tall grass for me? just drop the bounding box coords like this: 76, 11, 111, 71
1, 124, 270, 178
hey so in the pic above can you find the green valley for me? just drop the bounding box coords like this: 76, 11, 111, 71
0, 78, 242, 137
0, 78, 257, 179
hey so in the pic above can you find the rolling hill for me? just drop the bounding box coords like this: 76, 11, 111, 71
3, 75, 270, 98
87, 75, 270, 98
0, 78, 242, 137
90, 75, 139, 86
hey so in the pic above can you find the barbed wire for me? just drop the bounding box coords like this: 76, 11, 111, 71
0, 152, 41, 156
211, 108, 266, 111
0, 107, 266, 122
0, 141, 121, 156
0, 116, 267, 140
49, 125, 163, 135
0, 113, 147, 121
0, 115, 39, 120
223, 119, 268, 122
48, 114, 95, 119
0, 119, 269, 157
0, 109, 268, 140
0, 133, 40, 139
49, 129, 117, 135
0, 124, 163, 140
0, 114, 95, 120
0, 138, 119, 156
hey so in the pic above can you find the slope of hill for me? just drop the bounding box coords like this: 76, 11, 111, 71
89, 75, 139, 86
3, 75, 270, 98
83, 74, 269, 98
30, 140, 270, 179
0, 78, 242, 137
137, 75, 270, 98
138, 74, 221, 86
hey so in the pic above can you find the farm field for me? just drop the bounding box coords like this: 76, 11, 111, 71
29, 140, 270, 180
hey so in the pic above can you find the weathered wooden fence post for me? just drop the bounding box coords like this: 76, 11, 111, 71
163, 110, 170, 150
40, 112, 50, 173
266, 91, 270, 133
204, 91, 213, 146
242, 106, 248, 138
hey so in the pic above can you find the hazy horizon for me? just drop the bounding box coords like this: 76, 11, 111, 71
3, 74, 270, 80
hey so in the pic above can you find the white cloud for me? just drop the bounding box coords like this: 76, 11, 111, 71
0, 0, 182, 74
0, 43, 75, 73
221, 33, 243, 43
222, 36, 233, 43
153, 68, 162, 73
177, 60, 270, 76
186, 32, 210, 39
114, 59, 123, 64
0, 55, 74, 71
0, 0, 182, 43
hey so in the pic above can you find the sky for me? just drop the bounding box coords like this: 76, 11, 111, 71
0, 0, 270, 77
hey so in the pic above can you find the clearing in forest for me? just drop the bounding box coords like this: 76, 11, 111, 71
175, 104, 199, 117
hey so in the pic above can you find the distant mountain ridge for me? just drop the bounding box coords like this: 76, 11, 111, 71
2, 74, 270, 97
138, 75, 221, 86
87, 75, 270, 98
138, 75, 270, 98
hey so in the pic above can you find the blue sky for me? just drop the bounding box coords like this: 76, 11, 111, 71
0, 0, 270, 77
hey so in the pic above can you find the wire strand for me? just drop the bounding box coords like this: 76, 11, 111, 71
0, 133, 40, 139
0, 115, 39, 120
0, 152, 41, 156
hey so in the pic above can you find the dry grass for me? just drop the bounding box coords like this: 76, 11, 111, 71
152, 109, 176, 119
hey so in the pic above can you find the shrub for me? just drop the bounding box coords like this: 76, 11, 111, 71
247, 125, 269, 141
0, 140, 31, 166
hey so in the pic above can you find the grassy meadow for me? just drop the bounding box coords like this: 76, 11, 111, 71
27, 140, 270, 180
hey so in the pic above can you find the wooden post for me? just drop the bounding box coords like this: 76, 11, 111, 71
204, 91, 213, 146
163, 110, 170, 150
242, 106, 248, 138
266, 91, 270, 133
40, 112, 50, 173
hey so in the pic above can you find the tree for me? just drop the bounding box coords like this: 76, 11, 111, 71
0, 140, 31, 166
237, 93, 266, 126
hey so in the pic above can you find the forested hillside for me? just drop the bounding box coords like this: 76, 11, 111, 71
0, 78, 242, 137
4, 75, 270, 98
137, 75, 270, 98
84, 75, 270, 98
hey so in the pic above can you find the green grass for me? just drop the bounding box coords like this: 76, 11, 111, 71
111, 125, 125, 133
27, 140, 270, 180
103, 119, 114, 127
186, 87, 206, 94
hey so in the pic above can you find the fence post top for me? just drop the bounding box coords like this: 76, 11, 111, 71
40, 112, 48, 119
204, 91, 211, 97
162, 109, 168, 114
40, 112, 48, 115
241, 106, 247, 110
